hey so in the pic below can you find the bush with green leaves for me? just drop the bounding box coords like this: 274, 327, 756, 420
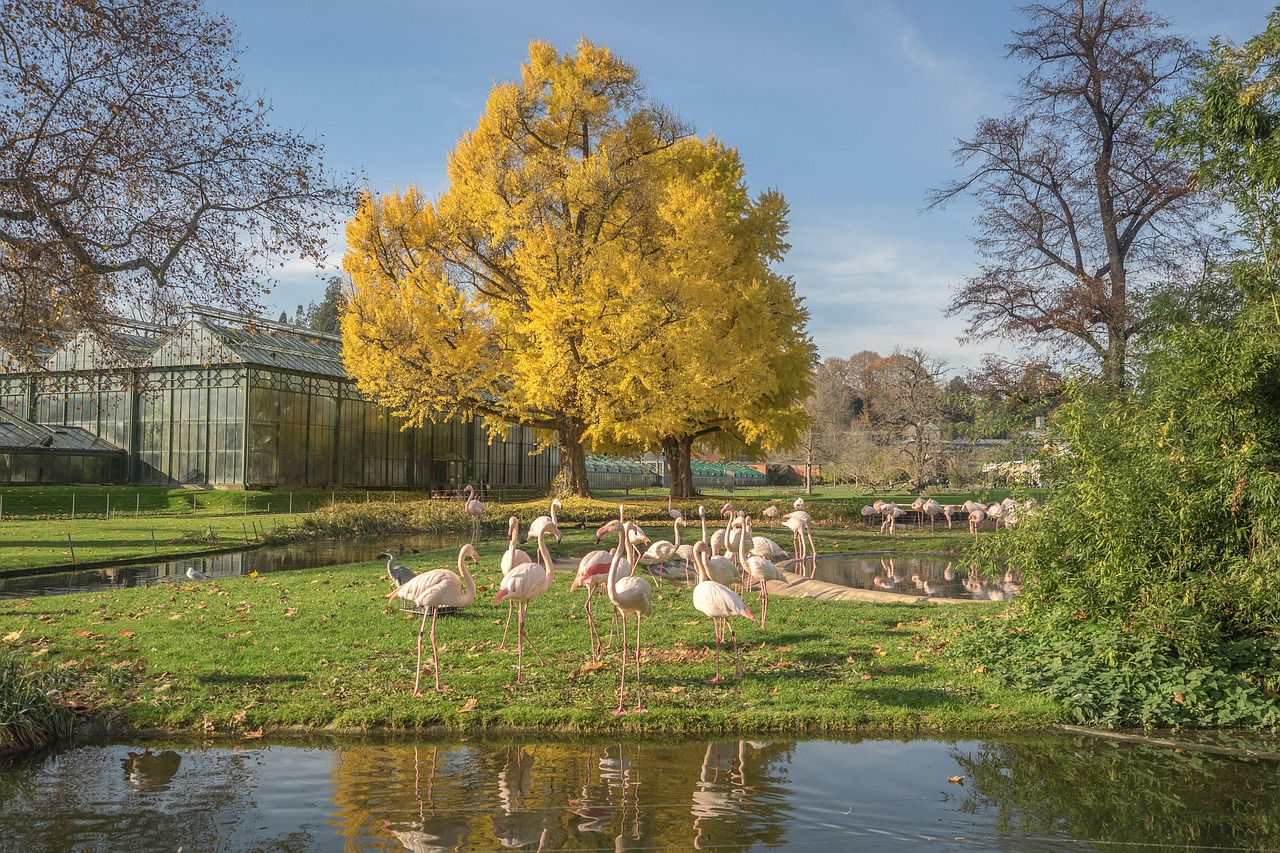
955, 298, 1280, 727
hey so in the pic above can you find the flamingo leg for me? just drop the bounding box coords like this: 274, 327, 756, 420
727, 621, 744, 679
614, 610, 629, 715
499, 600, 514, 651
430, 606, 444, 692
520, 602, 546, 667
412, 607, 430, 696
584, 587, 601, 659
514, 603, 525, 684
632, 615, 645, 712
709, 618, 724, 683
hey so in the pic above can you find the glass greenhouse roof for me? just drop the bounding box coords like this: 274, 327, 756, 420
0, 409, 125, 454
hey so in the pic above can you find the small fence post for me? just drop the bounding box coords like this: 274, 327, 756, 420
242, 522, 249, 544
71, 493, 76, 520
151, 529, 157, 554
105, 493, 110, 520
66, 533, 76, 564
289, 493, 293, 514
136, 494, 140, 516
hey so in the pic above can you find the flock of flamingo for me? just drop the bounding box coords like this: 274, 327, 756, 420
860, 496, 1033, 537
384, 495, 816, 713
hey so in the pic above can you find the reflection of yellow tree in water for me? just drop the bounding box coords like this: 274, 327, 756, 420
330, 739, 796, 850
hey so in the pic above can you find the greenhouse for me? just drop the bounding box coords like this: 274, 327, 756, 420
0, 308, 558, 490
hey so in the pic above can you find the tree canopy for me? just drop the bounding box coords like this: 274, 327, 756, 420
0, 0, 354, 358
928, 0, 1208, 389
341, 39, 811, 496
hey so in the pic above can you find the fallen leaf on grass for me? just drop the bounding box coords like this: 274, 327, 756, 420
948, 775, 966, 785
459, 697, 478, 712
3, 629, 24, 643
243, 727, 264, 739
860, 673, 872, 681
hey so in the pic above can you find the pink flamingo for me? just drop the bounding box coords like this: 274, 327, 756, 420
497, 515, 534, 650
781, 510, 815, 567
692, 541, 754, 682
462, 485, 484, 541
922, 499, 942, 533
570, 545, 614, 659
739, 515, 784, 628
607, 522, 653, 714
385, 543, 479, 694
494, 519, 559, 684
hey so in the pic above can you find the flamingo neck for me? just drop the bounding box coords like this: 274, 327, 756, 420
457, 551, 478, 605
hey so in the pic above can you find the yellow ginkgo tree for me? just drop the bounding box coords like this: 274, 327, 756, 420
341, 38, 812, 496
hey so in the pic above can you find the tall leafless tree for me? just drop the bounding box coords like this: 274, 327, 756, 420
0, 0, 355, 359
928, 0, 1210, 389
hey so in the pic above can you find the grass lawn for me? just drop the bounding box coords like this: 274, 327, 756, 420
0, 519, 1059, 737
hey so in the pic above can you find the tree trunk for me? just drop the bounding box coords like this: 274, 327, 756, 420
557, 418, 592, 498
663, 436, 698, 498
805, 427, 814, 495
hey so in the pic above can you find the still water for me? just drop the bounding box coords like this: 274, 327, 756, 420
806, 554, 1019, 600
1, 733, 1277, 851
0, 535, 460, 599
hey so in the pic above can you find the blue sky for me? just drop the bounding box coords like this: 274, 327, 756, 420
211, 0, 1277, 374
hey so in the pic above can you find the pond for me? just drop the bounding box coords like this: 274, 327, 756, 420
803, 553, 1020, 600
2, 732, 1278, 851
0, 534, 463, 599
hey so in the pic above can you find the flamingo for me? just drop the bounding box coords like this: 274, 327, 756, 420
668, 495, 684, 524
692, 541, 754, 682
860, 504, 877, 526
462, 485, 484, 541
635, 536, 677, 586
781, 510, 816, 567
748, 531, 787, 561
494, 520, 560, 684
498, 516, 533, 650
793, 497, 805, 511
672, 516, 696, 582
570, 545, 615, 659
910, 497, 926, 527
607, 522, 653, 714
987, 502, 1004, 530
942, 504, 956, 529
762, 504, 779, 528
386, 543, 479, 693
878, 502, 903, 534
739, 516, 784, 627
922, 499, 943, 533
529, 497, 562, 542
968, 507, 987, 538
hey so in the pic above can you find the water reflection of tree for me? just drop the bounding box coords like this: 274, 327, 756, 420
951, 736, 1280, 847
342, 738, 798, 851
0, 741, 281, 852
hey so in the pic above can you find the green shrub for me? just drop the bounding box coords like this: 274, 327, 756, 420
0, 651, 77, 751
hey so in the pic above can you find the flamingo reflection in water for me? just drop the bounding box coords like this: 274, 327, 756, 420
492, 746, 553, 849
383, 745, 473, 852
599, 743, 648, 851
692, 741, 752, 849
567, 744, 614, 834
